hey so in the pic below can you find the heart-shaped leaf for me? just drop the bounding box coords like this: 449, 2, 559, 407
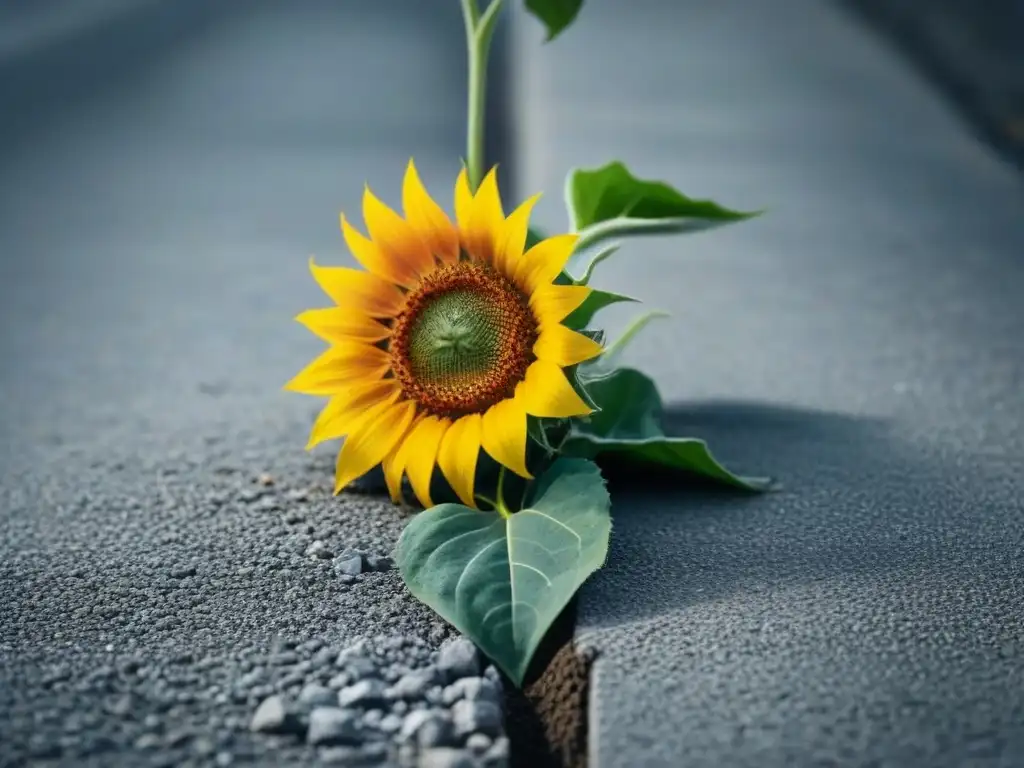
524, 0, 584, 41
566, 367, 774, 491
566, 161, 760, 253
395, 458, 611, 686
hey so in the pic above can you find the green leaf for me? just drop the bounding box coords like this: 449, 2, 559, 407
571, 242, 620, 285
527, 417, 557, 454
524, 0, 584, 41
565, 161, 760, 253
395, 458, 611, 686
562, 288, 636, 330
564, 367, 773, 491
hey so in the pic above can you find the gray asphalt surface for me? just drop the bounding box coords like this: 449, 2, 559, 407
0, 2, 509, 766
513, 0, 1024, 766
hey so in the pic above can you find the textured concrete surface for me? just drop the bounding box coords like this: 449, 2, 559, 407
0, 1, 512, 766
513, 0, 1024, 766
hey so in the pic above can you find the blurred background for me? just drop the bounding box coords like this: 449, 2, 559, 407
844, 0, 1024, 169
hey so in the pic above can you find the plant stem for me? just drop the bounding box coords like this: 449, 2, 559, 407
475, 493, 498, 508
494, 466, 512, 519
459, 0, 504, 193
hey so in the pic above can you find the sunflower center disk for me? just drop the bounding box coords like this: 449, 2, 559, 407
391, 263, 537, 418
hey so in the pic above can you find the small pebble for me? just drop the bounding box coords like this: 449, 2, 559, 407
334, 552, 365, 576
436, 638, 480, 681
442, 676, 499, 706
327, 673, 349, 690
307, 707, 361, 746
399, 709, 434, 741
249, 695, 302, 735
389, 669, 436, 700
379, 713, 403, 734
466, 732, 492, 753
452, 699, 503, 738
417, 713, 455, 749
297, 684, 336, 710
306, 540, 334, 559
338, 678, 388, 708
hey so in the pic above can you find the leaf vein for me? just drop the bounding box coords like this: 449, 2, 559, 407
518, 508, 583, 546
510, 561, 552, 587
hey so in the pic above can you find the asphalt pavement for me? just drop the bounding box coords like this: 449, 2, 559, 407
0, 2, 510, 766
4, 1, 1024, 767
513, 0, 1024, 766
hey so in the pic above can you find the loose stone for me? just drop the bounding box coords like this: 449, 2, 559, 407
338, 678, 388, 708
466, 732, 492, 753
306, 707, 361, 746
334, 552, 365, 576
417, 713, 456, 749
388, 669, 435, 700
452, 699, 503, 738
436, 638, 480, 681
297, 683, 336, 710
249, 695, 302, 735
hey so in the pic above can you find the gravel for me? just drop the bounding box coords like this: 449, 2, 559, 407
0, 456, 513, 767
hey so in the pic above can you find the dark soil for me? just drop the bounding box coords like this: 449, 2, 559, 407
502, 602, 594, 768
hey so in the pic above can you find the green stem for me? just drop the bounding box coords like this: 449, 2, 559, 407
493, 466, 512, 519
475, 493, 499, 509
459, 0, 504, 193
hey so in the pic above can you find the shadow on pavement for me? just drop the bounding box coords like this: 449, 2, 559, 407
588, 400, 991, 630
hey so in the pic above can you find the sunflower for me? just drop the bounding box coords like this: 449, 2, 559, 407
286, 161, 603, 509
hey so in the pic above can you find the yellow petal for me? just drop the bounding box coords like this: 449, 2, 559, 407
494, 193, 540, 276
306, 379, 402, 449
529, 284, 591, 324
518, 359, 592, 418
481, 395, 532, 479
362, 186, 435, 283
382, 450, 404, 504
437, 413, 482, 508
334, 400, 418, 494
284, 342, 391, 395
382, 411, 424, 504
398, 415, 450, 508
403, 160, 459, 264
341, 214, 417, 290
309, 258, 404, 318
454, 167, 473, 237
295, 307, 390, 344
514, 234, 579, 295
534, 324, 604, 367
459, 167, 504, 263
